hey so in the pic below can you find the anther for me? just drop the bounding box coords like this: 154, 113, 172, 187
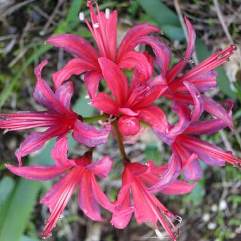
105, 8, 110, 19
79, 12, 85, 22
93, 22, 99, 29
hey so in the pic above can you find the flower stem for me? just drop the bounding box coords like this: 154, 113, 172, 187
112, 120, 130, 163
83, 114, 108, 123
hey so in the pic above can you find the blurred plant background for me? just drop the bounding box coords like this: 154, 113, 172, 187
0, 0, 241, 240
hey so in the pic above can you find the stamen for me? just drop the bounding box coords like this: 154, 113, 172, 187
79, 12, 85, 22
93, 22, 99, 29
105, 8, 110, 19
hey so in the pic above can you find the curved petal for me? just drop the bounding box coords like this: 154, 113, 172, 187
183, 159, 202, 180
111, 186, 133, 229
118, 51, 152, 80
203, 96, 233, 129
137, 36, 171, 76
6, 164, 67, 181
117, 23, 159, 60
51, 136, 73, 167
160, 180, 196, 195
55, 81, 74, 110
15, 127, 61, 165
167, 17, 196, 82
91, 93, 118, 115
52, 58, 96, 89
138, 106, 168, 138
73, 120, 111, 147
184, 81, 203, 121
98, 57, 128, 105
47, 34, 98, 62
84, 71, 102, 98
78, 172, 102, 221
33, 60, 67, 113
87, 156, 113, 178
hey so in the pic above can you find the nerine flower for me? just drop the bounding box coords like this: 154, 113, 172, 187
6, 136, 113, 238
92, 57, 167, 136
47, 0, 159, 97
155, 17, 236, 128
0, 60, 110, 164
111, 161, 195, 241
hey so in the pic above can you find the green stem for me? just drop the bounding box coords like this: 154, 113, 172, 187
112, 120, 130, 163
83, 114, 108, 123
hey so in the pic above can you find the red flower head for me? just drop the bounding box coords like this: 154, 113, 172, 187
154, 17, 236, 128
0, 60, 110, 165
91, 57, 167, 137
6, 136, 113, 238
111, 161, 195, 241
47, 0, 160, 97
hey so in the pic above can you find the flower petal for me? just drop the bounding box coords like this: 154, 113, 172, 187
167, 17, 196, 82
117, 23, 159, 61
55, 81, 74, 110
52, 58, 96, 89
47, 34, 98, 62
203, 96, 233, 129
98, 57, 128, 105
91, 93, 118, 115
184, 81, 203, 121
6, 164, 67, 180
137, 36, 171, 76
33, 60, 68, 113
87, 156, 113, 178
118, 51, 152, 80
160, 180, 196, 195
15, 127, 61, 165
118, 116, 141, 136
73, 120, 110, 147
51, 136, 73, 167
84, 71, 102, 98
78, 172, 102, 221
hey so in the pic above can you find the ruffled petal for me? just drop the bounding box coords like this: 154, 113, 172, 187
203, 96, 233, 129
73, 120, 110, 147
117, 23, 159, 61
137, 36, 171, 76
111, 186, 133, 229
55, 81, 74, 110
47, 34, 98, 62
118, 51, 152, 80
84, 71, 102, 98
184, 81, 203, 121
87, 156, 113, 178
16, 127, 61, 165
91, 93, 118, 115
33, 60, 67, 113
6, 164, 67, 181
51, 136, 74, 167
98, 57, 128, 105
52, 58, 96, 89
167, 17, 196, 82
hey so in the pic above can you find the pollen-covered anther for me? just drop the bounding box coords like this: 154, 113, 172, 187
79, 12, 85, 21
105, 8, 110, 19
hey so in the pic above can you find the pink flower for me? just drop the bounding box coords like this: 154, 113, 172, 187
0, 60, 110, 164
6, 136, 113, 238
168, 101, 241, 180
91, 57, 167, 136
155, 17, 236, 128
47, 0, 159, 97
111, 161, 195, 241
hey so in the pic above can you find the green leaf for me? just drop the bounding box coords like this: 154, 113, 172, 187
0, 176, 15, 205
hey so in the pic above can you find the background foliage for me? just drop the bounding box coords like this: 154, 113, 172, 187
0, 0, 240, 240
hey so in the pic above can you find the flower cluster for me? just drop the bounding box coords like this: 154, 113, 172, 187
1, 1, 240, 240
